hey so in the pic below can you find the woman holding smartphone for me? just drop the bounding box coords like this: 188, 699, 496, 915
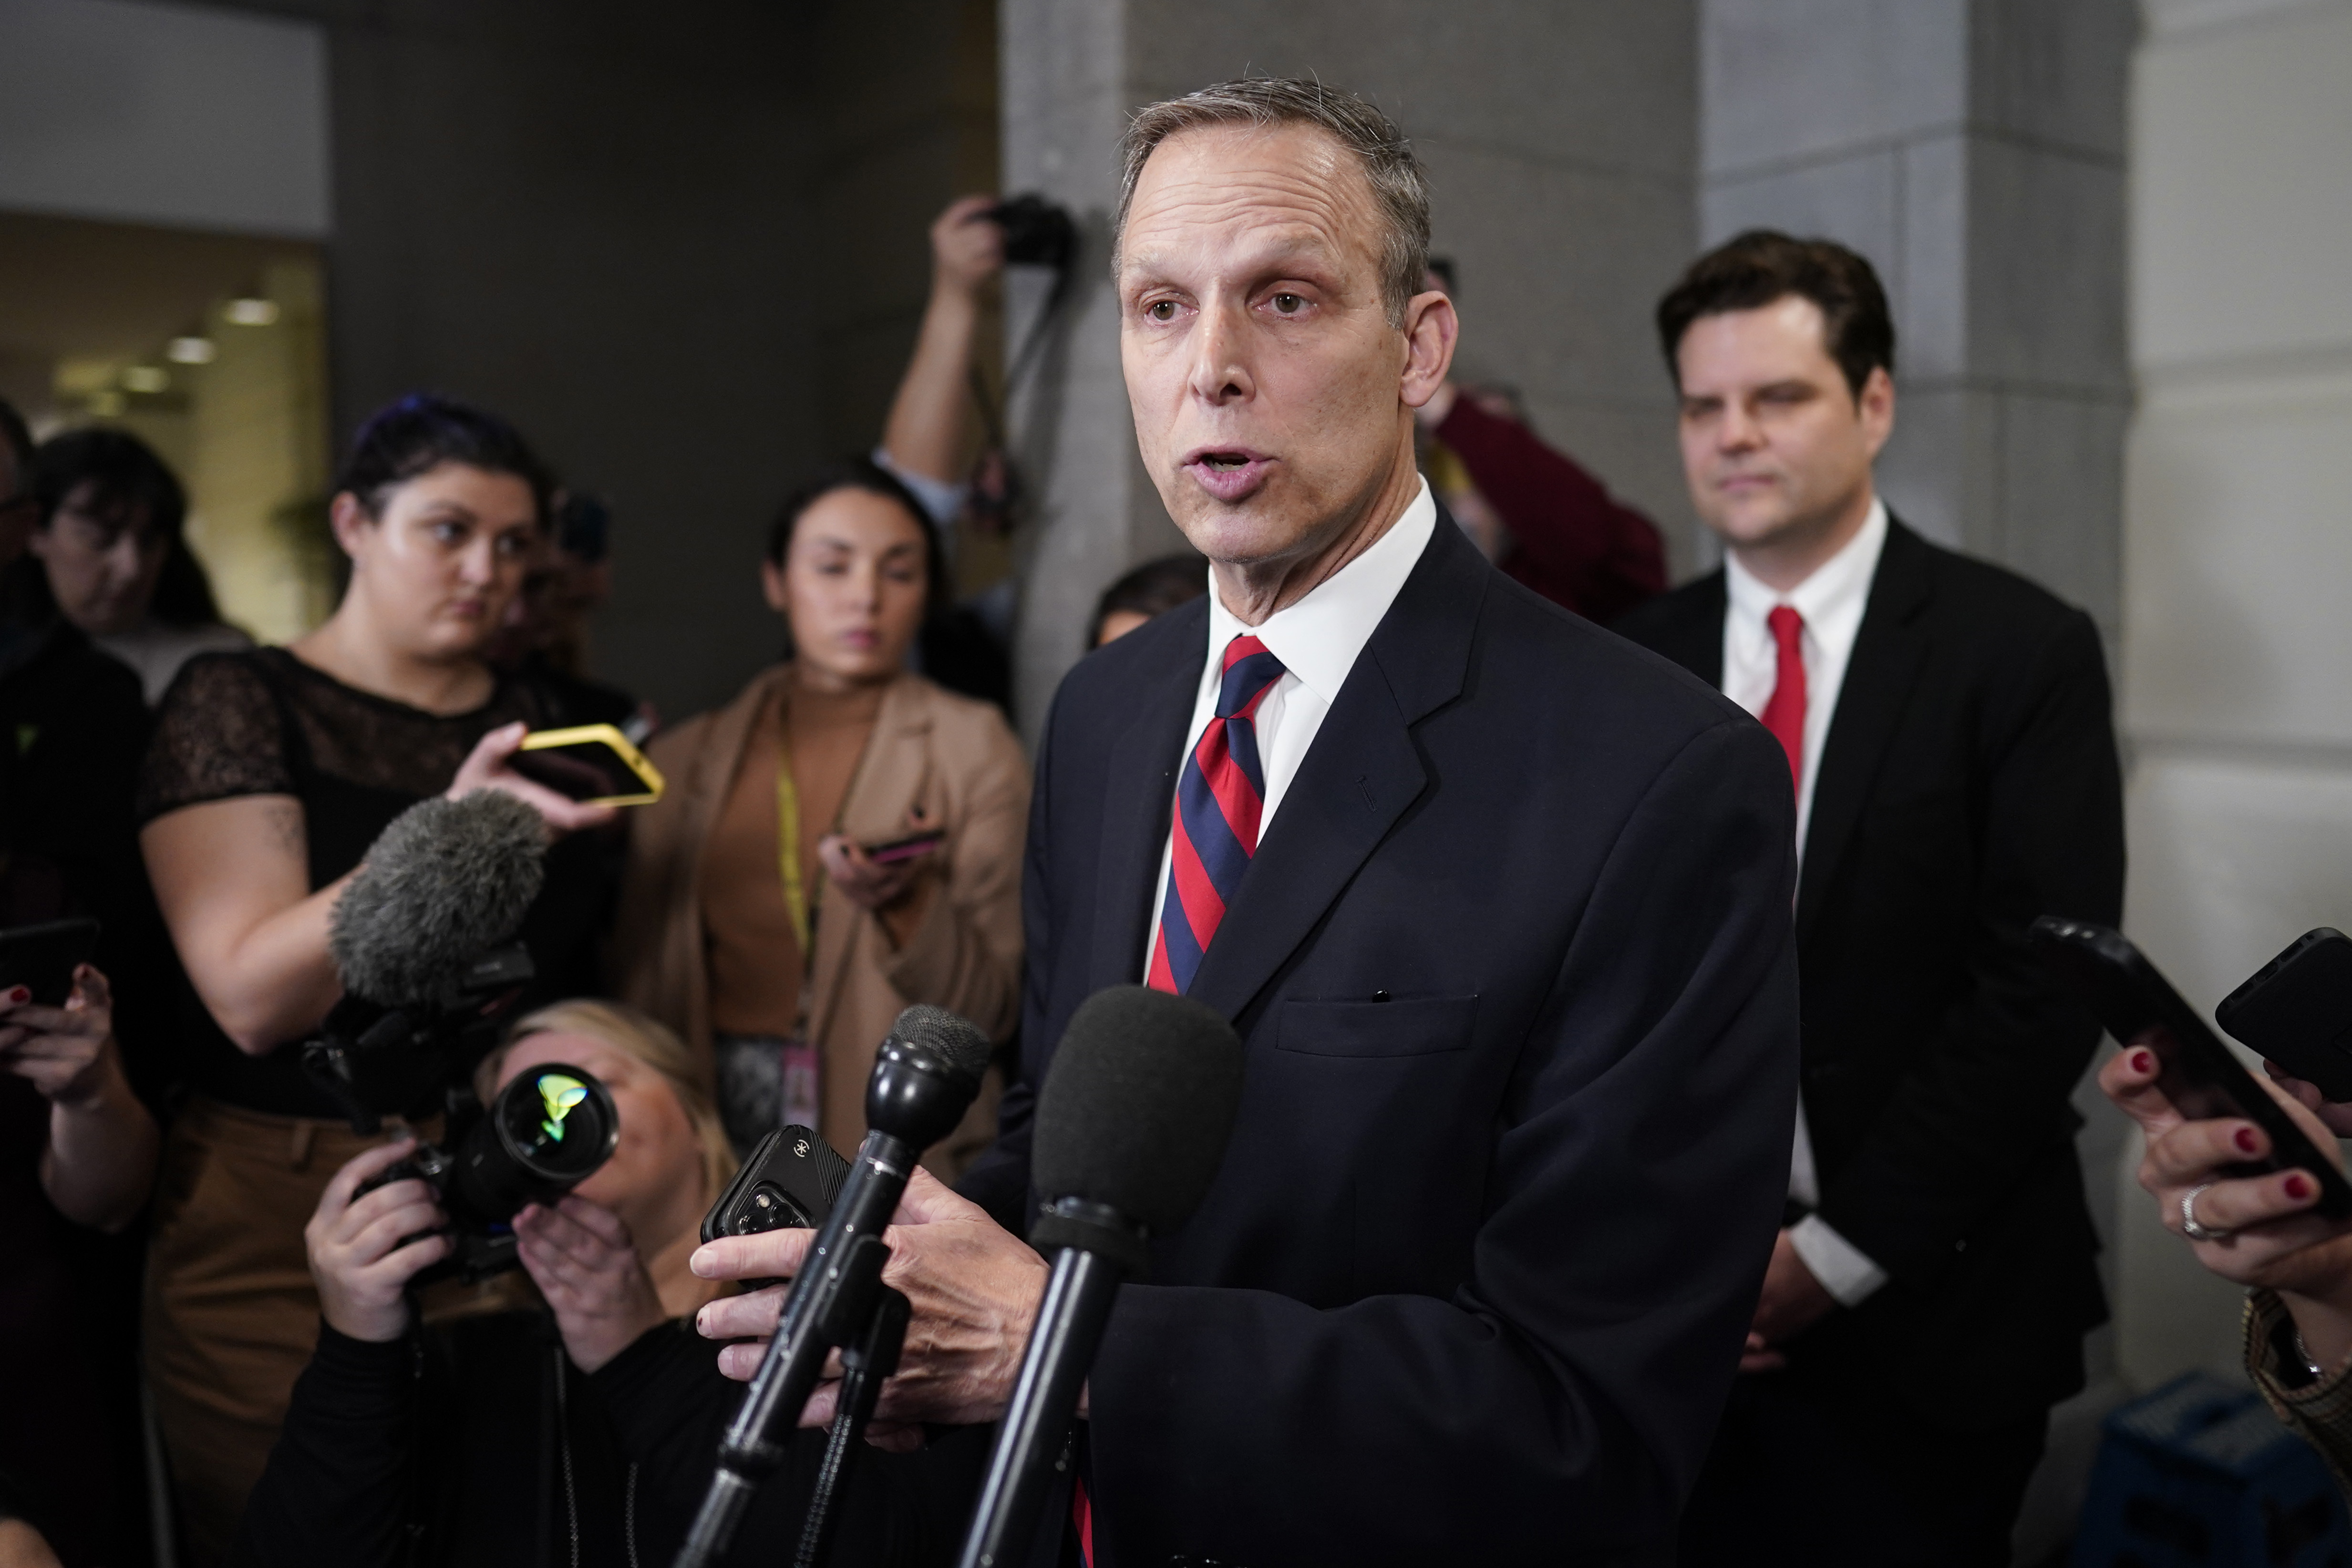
612, 457, 1026, 1176
134, 394, 619, 1565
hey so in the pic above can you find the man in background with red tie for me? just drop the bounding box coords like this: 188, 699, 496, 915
695, 79, 1802, 1563
1615, 231, 2125, 1566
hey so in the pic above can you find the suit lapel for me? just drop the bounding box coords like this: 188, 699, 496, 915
1089, 601, 1208, 990
1649, 571, 1728, 687
1187, 516, 1484, 1023
1795, 519, 1935, 945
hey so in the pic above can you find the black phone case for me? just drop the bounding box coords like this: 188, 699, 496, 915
2032, 917, 2352, 1218
0, 918, 102, 1007
701, 1125, 854, 1291
2217, 928, 2352, 1103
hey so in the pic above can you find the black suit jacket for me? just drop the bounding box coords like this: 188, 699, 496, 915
960, 516, 1801, 1564
1613, 518, 2122, 1430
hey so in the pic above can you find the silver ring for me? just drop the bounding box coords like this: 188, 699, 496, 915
2181, 1182, 2232, 1242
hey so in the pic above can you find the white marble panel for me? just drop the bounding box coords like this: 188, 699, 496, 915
2123, 371, 2352, 747
2132, 1, 2352, 369
1700, 0, 1967, 175
1701, 151, 1900, 268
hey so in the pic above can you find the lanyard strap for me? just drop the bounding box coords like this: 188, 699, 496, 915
774, 721, 812, 959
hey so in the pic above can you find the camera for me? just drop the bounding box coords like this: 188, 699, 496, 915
362, 1058, 620, 1284
986, 194, 1076, 273
302, 942, 536, 1134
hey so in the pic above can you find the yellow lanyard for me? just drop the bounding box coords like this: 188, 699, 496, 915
774, 718, 812, 959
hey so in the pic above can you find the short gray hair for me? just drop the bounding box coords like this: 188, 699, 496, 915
1114, 78, 1431, 329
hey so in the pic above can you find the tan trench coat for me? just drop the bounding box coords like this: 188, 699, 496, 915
611, 665, 1028, 1175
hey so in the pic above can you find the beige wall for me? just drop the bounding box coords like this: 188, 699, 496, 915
2113, 0, 2352, 1384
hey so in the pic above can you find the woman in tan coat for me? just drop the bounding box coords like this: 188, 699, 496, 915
612, 458, 1026, 1176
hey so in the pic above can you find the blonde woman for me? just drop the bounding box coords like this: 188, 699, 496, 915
237, 1001, 794, 1566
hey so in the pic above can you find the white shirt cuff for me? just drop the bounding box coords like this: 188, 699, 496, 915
1790, 1214, 1889, 1307
870, 446, 966, 530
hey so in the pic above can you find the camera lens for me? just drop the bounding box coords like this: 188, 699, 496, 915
444, 1061, 620, 1224
737, 1182, 813, 1233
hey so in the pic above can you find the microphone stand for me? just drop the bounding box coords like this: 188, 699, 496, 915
794, 1287, 910, 1568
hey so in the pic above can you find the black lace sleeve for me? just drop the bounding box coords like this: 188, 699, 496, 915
135, 652, 295, 824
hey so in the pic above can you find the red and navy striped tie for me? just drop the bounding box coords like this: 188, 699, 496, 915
1146, 634, 1288, 995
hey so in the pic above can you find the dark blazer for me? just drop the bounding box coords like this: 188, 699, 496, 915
960, 515, 1801, 1565
1613, 516, 2122, 1430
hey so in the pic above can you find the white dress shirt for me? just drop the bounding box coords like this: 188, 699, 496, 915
1142, 480, 1439, 973
1720, 497, 1892, 1307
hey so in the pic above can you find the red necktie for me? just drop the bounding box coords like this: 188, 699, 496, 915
1761, 604, 1806, 799
1145, 634, 1287, 995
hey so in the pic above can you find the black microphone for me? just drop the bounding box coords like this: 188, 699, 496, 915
955, 985, 1245, 1568
305, 791, 550, 1130
674, 1004, 991, 1568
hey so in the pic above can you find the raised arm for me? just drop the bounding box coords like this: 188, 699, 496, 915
880, 195, 1005, 487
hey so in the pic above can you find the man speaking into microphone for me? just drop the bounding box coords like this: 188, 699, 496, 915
695, 78, 1800, 1563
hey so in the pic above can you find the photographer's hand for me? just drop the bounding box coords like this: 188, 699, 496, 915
515, 1195, 668, 1373
308, 1139, 451, 1343
447, 722, 619, 837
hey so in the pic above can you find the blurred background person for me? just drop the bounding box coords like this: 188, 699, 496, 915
874, 192, 1021, 713
0, 963, 158, 1568
1086, 551, 1207, 649
2102, 1046, 2352, 1492
1618, 231, 2124, 1567
612, 457, 1025, 1176
134, 392, 621, 1566
1414, 263, 1666, 622
233, 1000, 796, 1566
8, 426, 251, 706
486, 487, 648, 734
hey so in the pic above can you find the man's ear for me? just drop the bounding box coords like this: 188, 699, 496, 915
1400, 288, 1459, 411
1857, 365, 1897, 460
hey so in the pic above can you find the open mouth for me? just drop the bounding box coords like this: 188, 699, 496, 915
1181, 446, 1272, 501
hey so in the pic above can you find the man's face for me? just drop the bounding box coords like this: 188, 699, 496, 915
1674, 295, 1893, 552
1118, 123, 1426, 570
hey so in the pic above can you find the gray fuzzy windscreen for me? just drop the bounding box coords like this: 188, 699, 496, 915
328, 790, 548, 1006
890, 1004, 992, 1079
1032, 985, 1245, 1234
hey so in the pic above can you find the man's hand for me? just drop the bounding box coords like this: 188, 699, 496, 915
931, 194, 1005, 297
515, 1195, 668, 1373
691, 1167, 1048, 1437
1741, 1228, 1838, 1372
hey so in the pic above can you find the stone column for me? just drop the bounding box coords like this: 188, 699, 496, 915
1000, 0, 1700, 738
1699, 0, 2135, 640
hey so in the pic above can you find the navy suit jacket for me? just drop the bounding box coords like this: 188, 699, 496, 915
960, 514, 1801, 1564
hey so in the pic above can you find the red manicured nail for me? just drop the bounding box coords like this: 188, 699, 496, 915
2288, 1174, 2315, 1201
2237, 1127, 2261, 1155
3, 986, 27, 1006
2130, 1050, 2156, 1075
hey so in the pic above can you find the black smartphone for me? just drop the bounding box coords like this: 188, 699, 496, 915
701, 1125, 854, 1289
0, 918, 101, 1008
509, 723, 666, 806
863, 829, 944, 866
2031, 916, 2352, 1218
2217, 929, 2352, 1103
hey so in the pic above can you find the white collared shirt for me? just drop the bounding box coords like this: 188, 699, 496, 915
1140, 480, 1439, 974
1719, 496, 1892, 1307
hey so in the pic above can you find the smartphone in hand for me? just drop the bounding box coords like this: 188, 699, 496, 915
2218, 928, 2352, 1103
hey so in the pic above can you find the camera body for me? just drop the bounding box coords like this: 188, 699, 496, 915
303, 942, 536, 1134
987, 194, 1075, 272
364, 1059, 620, 1284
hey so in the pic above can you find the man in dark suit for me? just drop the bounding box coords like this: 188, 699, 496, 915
1614, 232, 2124, 1566
695, 80, 1800, 1563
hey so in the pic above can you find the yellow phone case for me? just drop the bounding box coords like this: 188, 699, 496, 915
516, 723, 667, 806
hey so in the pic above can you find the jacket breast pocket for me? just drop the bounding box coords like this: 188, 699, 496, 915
1276, 994, 1479, 1058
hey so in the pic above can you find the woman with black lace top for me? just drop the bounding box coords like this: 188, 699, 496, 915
135, 394, 622, 1566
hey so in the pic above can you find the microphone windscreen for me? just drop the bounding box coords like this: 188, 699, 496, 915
329, 790, 548, 1007
1033, 985, 1244, 1235
890, 1003, 992, 1080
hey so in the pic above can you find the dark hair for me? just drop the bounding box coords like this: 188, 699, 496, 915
10, 426, 222, 627
1654, 230, 1895, 401
766, 456, 950, 629
555, 491, 612, 564
334, 393, 554, 526
0, 397, 31, 502
1086, 553, 1207, 649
